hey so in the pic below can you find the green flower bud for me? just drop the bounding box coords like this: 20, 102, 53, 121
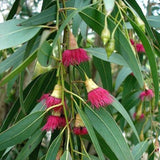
135, 17, 145, 32
101, 27, 110, 45
105, 38, 115, 58
32, 61, 52, 79
119, 0, 126, 8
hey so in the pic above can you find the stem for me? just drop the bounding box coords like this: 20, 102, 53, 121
80, 137, 92, 160
56, 0, 60, 28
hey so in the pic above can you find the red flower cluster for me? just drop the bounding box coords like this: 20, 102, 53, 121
39, 84, 67, 132
130, 39, 145, 53
73, 127, 88, 135
42, 115, 66, 131
139, 89, 154, 101
85, 78, 113, 108
62, 48, 89, 67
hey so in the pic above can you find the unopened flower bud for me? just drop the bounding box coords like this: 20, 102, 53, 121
69, 31, 78, 49
51, 84, 62, 99
101, 27, 110, 45
140, 130, 144, 141
105, 38, 115, 58
33, 61, 52, 79
119, 0, 126, 9
135, 17, 145, 32
75, 114, 85, 127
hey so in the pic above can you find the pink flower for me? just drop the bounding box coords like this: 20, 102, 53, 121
46, 96, 63, 112
85, 78, 113, 108
42, 115, 66, 132
136, 43, 145, 53
88, 87, 113, 108
130, 39, 135, 45
73, 127, 88, 135
139, 89, 154, 101
38, 93, 50, 102
62, 48, 89, 67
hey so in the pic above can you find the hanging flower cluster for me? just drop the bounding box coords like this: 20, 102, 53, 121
39, 31, 113, 135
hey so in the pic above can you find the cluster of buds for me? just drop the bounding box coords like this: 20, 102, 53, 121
101, 16, 115, 58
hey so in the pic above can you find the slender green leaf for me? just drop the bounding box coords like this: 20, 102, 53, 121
45, 134, 62, 160
0, 44, 26, 74
115, 67, 132, 91
86, 48, 128, 66
75, 103, 105, 160
37, 41, 52, 67
85, 107, 134, 160
0, 70, 56, 132
80, 8, 143, 88
112, 96, 140, 141
147, 16, 160, 29
132, 141, 149, 160
93, 57, 113, 91
72, 0, 91, 36
16, 129, 45, 160
0, 51, 37, 86
0, 111, 44, 151
7, 0, 20, 20
0, 19, 40, 50
21, 0, 75, 26
128, 15, 159, 105
60, 151, 72, 160
83, 155, 99, 160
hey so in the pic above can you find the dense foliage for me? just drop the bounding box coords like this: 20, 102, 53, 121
0, 0, 160, 159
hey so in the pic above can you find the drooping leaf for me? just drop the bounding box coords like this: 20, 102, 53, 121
21, 0, 76, 26
132, 141, 149, 160
45, 134, 62, 160
37, 41, 52, 67
0, 19, 40, 50
115, 67, 132, 91
0, 70, 56, 132
75, 102, 105, 160
111, 96, 139, 141
85, 107, 134, 160
147, 16, 160, 29
93, 57, 113, 92
86, 48, 128, 66
0, 50, 37, 86
0, 111, 45, 151
16, 129, 45, 160
60, 151, 72, 160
